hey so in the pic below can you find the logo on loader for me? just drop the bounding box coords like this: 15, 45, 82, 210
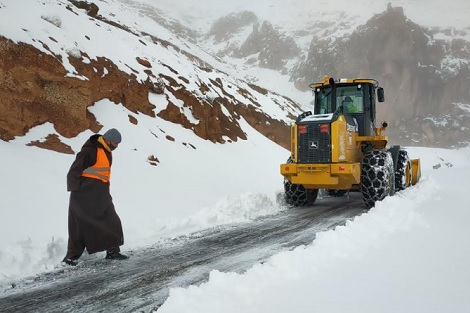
309, 141, 318, 149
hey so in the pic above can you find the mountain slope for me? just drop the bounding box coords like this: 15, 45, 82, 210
190, 1, 470, 147
1, 0, 469, 150
0, 0, 301, 151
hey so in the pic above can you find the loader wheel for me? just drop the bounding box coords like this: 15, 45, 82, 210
361, 149, 395, 209
284, 180, 318, 207
395, 150, 412, 192
326, 189, 348, 197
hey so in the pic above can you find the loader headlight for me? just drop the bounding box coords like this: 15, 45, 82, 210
320, 124, 329, 133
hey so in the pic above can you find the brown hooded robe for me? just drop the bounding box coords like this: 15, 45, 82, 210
65, 134, 124, 258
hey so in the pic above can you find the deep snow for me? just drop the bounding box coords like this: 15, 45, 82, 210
1, 123, 469, 313
0, 101, 289, 281
157, 146, 470, 313
0, 0, 469, 312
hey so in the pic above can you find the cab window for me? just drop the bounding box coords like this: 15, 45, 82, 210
315, 87, 332, 114
337, 85, 363, 113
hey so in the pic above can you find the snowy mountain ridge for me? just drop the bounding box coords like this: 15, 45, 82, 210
133, 0, 470, 147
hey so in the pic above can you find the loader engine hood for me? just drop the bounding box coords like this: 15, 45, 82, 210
299, 113, 334, 123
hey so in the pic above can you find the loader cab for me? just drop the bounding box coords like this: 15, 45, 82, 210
312, 77, 384, 136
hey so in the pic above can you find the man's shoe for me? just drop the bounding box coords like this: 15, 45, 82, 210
62, 257, 78, 266
105, 252, 129, 260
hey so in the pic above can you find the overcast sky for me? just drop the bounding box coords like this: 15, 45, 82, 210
134, 0, 470, 30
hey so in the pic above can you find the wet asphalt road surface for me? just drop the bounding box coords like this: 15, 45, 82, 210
0, 193, 366, 312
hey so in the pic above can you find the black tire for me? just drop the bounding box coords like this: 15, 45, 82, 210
284, 179, 319, 207
395, 150, 412, 192
361, 149, 395, 209
326, 189, 348, 197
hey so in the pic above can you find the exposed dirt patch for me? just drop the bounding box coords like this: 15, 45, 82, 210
26, 134, 74, 154
128, 115, 138, 125
147, 154, 159, 166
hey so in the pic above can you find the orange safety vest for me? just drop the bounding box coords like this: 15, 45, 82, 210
81, 147, 111, 183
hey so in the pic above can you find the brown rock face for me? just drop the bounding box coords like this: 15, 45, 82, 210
0, 36, 293, 152
68, 0, 100, 17
0, 36, 154, 142
27, 134, 74, 154
157, 74, 292, 148
1, 38, 82, 140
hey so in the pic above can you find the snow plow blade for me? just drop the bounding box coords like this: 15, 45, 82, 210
411, 159, 421, 185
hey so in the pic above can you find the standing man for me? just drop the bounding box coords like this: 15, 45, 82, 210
62, 128, 128, 266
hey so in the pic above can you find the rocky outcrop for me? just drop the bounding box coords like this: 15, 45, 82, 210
27, 134, 75, 154
386, 103, 470, 148
291, 5, 470, 147
157, 74, 292, 148
209, 11, 258, 43
68, 0, 99, 17
237, 21, 300, 70
0, 36, 154, 142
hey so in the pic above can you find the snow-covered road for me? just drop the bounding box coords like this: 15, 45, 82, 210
0, 193, 365, 312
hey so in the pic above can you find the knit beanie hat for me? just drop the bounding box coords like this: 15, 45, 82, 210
102, 128, 122, 143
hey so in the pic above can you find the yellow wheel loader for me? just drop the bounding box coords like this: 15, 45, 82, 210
280, 76, 421, 209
